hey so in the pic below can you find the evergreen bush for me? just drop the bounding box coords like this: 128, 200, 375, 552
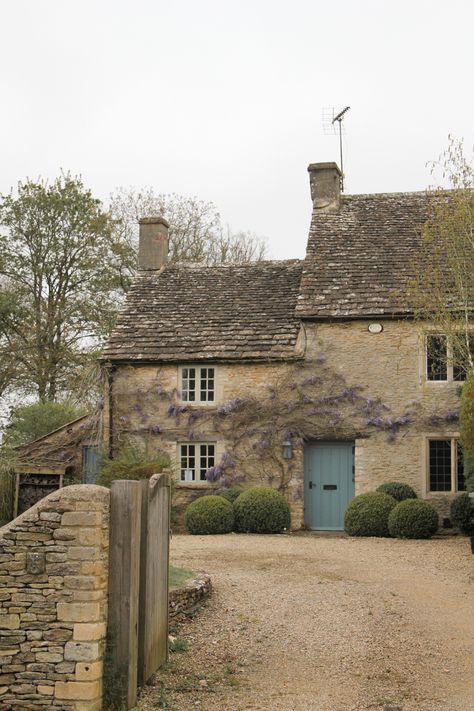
388, 499, 439, 539
344, 492, 397, 537
184, 495, 234, 535
234, 487, 290, 534
218, 487, 243, 504
376, 481, 417, 501
450, 493, 474, 534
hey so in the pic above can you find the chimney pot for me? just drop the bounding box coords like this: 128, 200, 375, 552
138, 216, 169, 270
307, 162, 342, 210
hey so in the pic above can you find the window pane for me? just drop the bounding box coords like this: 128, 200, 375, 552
180, 444, 195, 481
452, 340, 474, 381
199, 443, 215, 480
181, 368, 197, 402
429, 440, 452, 491
457, 441, 466, 491
198, 367, 215, 402
427, 336, 447, 381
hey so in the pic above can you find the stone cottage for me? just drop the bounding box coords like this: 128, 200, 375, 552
100, 162, 465, 530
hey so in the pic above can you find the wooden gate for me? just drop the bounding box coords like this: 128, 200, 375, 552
107, 472, 171, 708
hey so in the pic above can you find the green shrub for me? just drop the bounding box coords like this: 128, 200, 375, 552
388, 499, 439, 539
233, 487, 290, 534
184, 495, 234, 535
218, 487, 243, 504
344, 492, 397, 537
450, 493, 474, 534
376, 481, 417, 502
97, 444, 169, 487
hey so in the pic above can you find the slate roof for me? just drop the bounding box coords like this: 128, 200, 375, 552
102, 260, 303, 362
297, 192, 429, 318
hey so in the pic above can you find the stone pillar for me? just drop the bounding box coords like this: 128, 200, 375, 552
0, 484, 109, 711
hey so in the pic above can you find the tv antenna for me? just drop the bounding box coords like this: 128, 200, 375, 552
322, 106, 350, 191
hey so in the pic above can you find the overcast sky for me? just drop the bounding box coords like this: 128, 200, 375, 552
1, 0, 473, 259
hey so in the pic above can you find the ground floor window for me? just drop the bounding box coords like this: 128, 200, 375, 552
428, 438, 465, 492
179, 443, 215, 482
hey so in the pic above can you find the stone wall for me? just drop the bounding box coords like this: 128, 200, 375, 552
0, 485, 109, 711
103, 319, 463, 530
309, 320, 461, 517
169, 573, 212, 618
104, 362, 303, 529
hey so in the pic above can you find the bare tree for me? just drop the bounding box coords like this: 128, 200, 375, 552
108, 187, 267, 279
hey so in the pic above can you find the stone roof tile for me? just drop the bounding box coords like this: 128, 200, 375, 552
297, 191, 429, 318
102, 260, 303, 362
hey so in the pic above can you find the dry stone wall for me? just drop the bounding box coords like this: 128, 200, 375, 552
0, 485, 109, 711
169, 573, 212, 618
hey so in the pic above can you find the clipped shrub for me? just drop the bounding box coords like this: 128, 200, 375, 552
234, 487, 290, 534
344, 492, 397, 537
218, 487, 243, 504
184, 495, 234, 535
450, 493, 474, 534
376, 481, 417, 502
388, 499, 439, 539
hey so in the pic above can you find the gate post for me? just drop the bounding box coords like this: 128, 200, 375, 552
138, 472, 171, 685
108, 480, 142, 708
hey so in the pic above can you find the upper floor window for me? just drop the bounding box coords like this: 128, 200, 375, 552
426, 335, 469, 382
428, 438, 465, 493
181, 366, 215, 403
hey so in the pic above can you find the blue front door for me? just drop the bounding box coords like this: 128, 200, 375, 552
304, 441, 355, 530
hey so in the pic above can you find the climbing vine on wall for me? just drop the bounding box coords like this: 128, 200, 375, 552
110, 354, 459, 496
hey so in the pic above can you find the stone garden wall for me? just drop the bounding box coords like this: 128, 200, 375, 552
169, 573, 212, 618
0, 485, 109, 711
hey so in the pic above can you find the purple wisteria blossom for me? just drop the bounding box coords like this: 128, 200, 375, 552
205, 466, 222, 482
217, 398, 248, 416
220, 452, 236, 469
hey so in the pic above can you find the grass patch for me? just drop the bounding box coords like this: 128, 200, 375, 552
169, 565, 194, 588
169, 637, 189, 653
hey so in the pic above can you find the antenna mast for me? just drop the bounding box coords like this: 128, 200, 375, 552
332, 106, 350, 191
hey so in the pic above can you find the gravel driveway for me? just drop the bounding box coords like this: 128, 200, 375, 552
140, 533, 474, 711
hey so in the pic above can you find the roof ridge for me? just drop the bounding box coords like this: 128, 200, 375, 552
342, 190, 428, 199
137, 258, 303, 273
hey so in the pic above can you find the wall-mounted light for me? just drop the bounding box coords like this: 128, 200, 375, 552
282, 440, 293, 460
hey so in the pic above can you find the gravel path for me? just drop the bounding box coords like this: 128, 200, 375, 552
139, 533, 474, 711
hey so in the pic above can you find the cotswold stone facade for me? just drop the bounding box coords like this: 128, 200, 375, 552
0, 485, 109, 710
306, 320, 461, 517
98, 162, 467, 530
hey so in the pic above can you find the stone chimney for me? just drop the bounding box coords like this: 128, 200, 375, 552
307, 162, 342, 210
138, 217, 170, 270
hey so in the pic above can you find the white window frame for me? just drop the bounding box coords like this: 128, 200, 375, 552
425, 334, 467, 383
426, 436, 466, 494
179, 442, 216, 484
180, 366, 215, 404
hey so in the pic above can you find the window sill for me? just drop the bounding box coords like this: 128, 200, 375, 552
175, 481, 218, 489
426, 491, 463, 497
